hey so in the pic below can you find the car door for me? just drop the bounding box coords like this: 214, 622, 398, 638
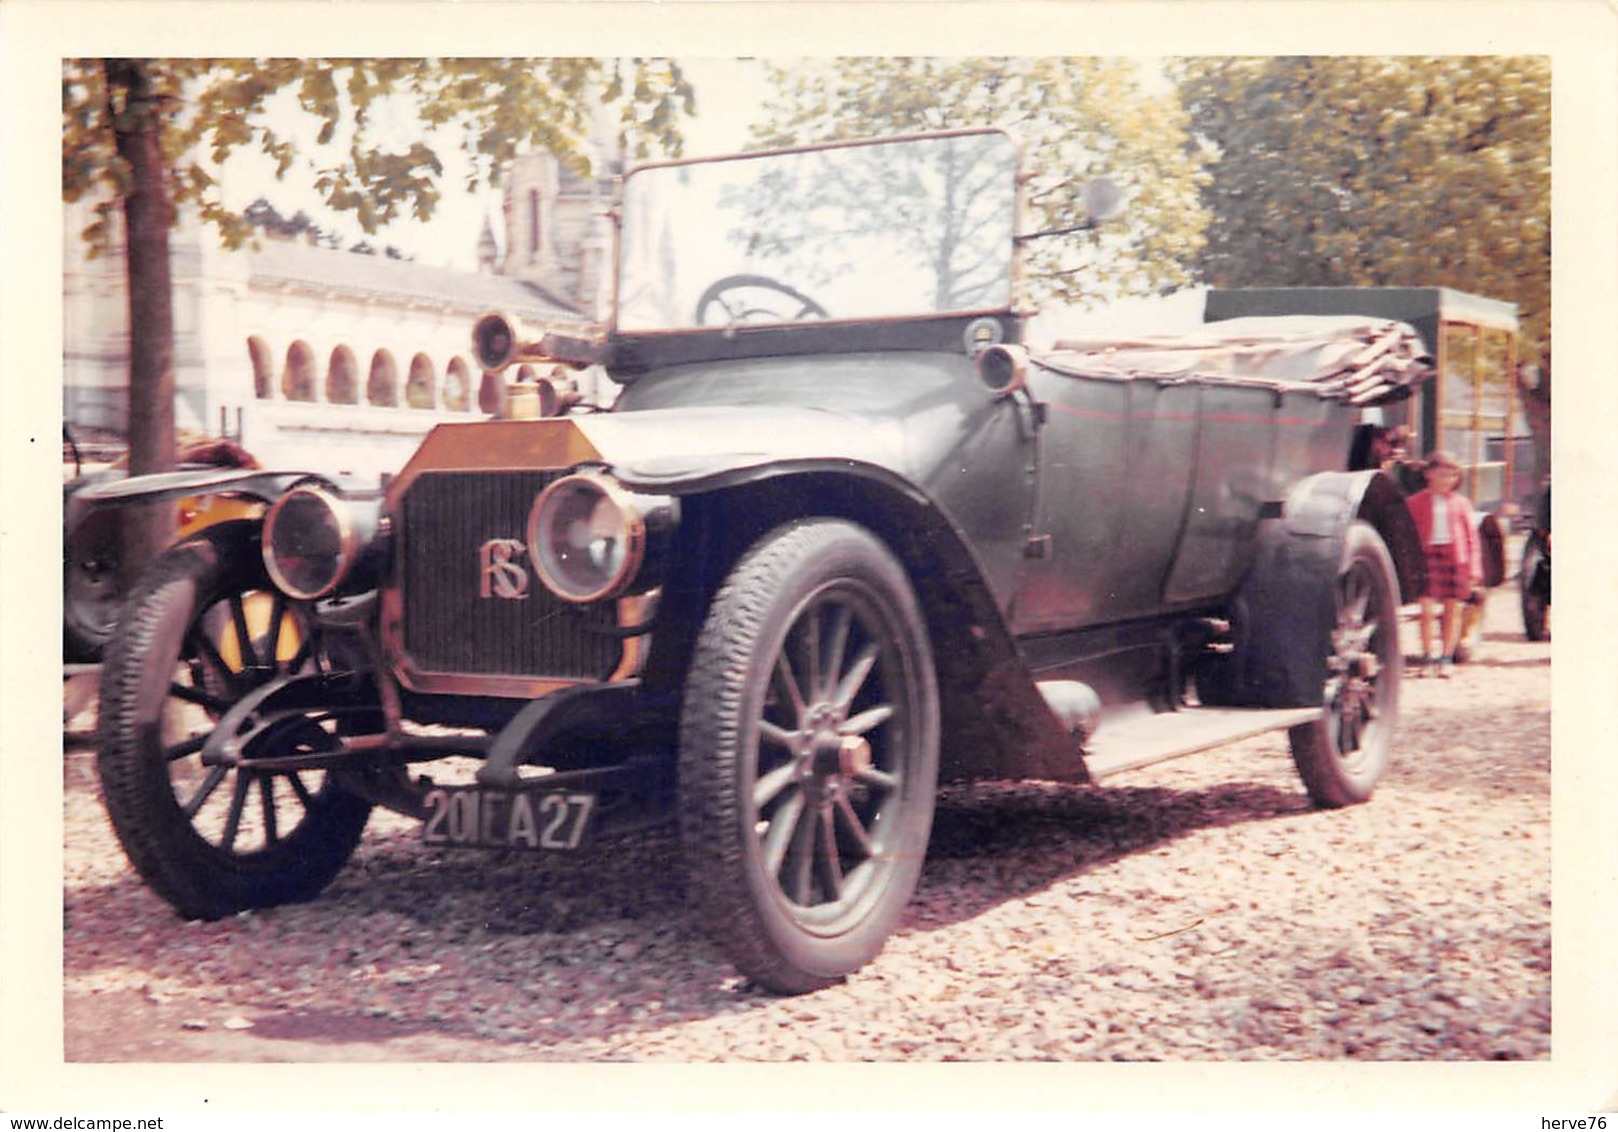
1160, 380, 1280, 604
1011, 368, 1201, 632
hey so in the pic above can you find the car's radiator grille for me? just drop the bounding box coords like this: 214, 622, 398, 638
397, 470, 622, 681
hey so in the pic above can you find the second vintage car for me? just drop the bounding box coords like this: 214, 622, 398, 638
88, 129, 1431, 994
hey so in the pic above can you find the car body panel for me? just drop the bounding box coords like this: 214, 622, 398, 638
457, 352, 1043, 615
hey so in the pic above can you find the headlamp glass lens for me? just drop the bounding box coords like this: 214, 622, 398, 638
266, 488, 345, 598
533, 478, 633, 601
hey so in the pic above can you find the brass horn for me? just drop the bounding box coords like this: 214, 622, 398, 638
472, 311, 606, 374
472, 312, 532, 374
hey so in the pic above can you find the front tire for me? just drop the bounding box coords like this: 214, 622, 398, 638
679, 520, 939, 994
1288, 521, 1401, 808
96, 524, 371, 920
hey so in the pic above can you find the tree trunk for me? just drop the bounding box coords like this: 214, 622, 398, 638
105, 58, 177, 583
1520, 353, 1551, 485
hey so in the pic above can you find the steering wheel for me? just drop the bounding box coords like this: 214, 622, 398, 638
694, 273, 829, 327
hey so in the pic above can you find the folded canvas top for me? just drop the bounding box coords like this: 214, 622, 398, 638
1039, 315, 1434, 405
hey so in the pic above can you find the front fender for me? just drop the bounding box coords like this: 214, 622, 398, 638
639, 466, 1084, 785
72, 468, 318, 512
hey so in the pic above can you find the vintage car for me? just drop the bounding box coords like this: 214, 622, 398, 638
87, 129, 1433, 994
63, 427, 271, 664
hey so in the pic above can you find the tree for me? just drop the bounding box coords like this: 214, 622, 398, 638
745, 57, 1210, 310
707, 131, 1019, 314
62, 57, 693, 577
1172, 57, 1551, 468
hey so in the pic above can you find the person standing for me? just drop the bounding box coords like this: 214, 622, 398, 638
1406, 450, 1482, 677
1372, 425, 1425, 495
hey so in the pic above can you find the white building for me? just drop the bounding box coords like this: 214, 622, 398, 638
63, 147, 617, 480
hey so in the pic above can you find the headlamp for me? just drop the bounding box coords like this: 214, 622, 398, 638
262, 480, 381, 600
525, 471, 674, 603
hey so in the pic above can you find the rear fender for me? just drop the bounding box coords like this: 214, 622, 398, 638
1272, 470, 1423, 601
1345, 471, 1426, 603
1199, 470, 1418, 708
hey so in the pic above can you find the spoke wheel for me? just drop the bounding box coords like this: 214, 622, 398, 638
680, 520, 938, 994
1289, 521, 1401, 807
97, 523, 371, 920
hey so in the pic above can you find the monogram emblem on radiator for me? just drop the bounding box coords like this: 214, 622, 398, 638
478, 538, 531, 600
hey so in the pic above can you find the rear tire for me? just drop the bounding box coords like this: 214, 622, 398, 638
1521, 540, 1550, 641
96, 524, 371, 920
679, 520, 939, 994
1288, 521, 1401, 808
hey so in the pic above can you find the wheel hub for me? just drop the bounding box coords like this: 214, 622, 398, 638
805, 702, 849, 778
798, 701, 873, 784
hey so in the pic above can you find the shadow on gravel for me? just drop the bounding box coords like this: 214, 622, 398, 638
1403, 651, 1550, 671
326, 824, 691, 937
1458, 655, 1550, 670
67, 778, 1313, 950
916, 779, 1311, 922
295, 778, 1319, 946
65, 774, 1329, 1054
241, 1006, 445, 1044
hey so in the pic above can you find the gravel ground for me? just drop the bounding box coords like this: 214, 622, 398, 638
60, 598, 1552, 1064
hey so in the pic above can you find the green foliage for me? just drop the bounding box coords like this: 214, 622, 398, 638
61, 57, 693, 254
1172, 56, 1551, 358
745, 57, 1210, 310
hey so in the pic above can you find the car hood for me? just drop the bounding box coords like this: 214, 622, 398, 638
392, 351, 992, 500
574, 404, 907, 490
389, 404, 910, 499
600, 351, 995, 490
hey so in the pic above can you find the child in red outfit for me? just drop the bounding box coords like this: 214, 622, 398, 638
1405, 450, 1481, 677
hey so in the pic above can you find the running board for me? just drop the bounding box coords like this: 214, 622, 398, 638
1082, 705, 1320, 781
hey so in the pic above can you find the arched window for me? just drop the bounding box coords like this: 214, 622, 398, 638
406, 353, 436, 409
443, 356, 472, 412
247, 337, 274, 399
367, 351, 399, 407
326, 346, 359, 404
282, 341, 317, 402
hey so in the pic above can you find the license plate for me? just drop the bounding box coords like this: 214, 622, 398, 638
421, 786, 595, 851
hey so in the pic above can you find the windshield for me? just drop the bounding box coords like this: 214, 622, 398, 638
615, 130, 1019, 333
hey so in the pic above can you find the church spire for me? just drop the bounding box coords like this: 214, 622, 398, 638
476, 215, 498, 274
